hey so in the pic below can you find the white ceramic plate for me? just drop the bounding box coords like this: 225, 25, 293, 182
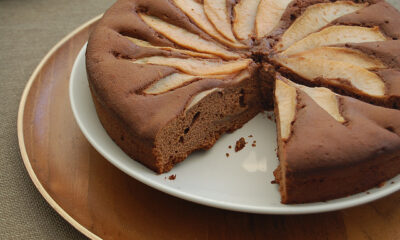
70, 44, 400, 214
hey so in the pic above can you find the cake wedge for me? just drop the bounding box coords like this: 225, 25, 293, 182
274, 75, 400, 203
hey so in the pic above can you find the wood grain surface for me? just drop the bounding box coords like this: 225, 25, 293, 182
18, 17, 400, 240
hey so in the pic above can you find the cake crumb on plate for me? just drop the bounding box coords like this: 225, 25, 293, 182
168, 174, 176, 180
235, 137, 247, 152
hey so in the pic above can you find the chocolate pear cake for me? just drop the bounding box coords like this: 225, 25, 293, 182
86, 0, 400, 203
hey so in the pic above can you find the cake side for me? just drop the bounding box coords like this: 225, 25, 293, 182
89, 84, 159, 172
274, 150, 400, 203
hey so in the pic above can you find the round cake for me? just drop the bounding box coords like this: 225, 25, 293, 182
86, 0, 400, 203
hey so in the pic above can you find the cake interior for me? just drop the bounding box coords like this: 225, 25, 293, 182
153, 75, 264, 173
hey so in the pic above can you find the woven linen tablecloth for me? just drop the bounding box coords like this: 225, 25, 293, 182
0, 0, 399, 239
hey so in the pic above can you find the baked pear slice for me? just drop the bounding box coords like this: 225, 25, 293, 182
232, 0, 261, 40
126, 37, 217, 58
204, 0, 237, 43
281, 25, 387, 55
133, 57, 252, 76
255, 0, 292, 39
276, 1, 366, 51
274, 54, 385, 97
284, 47, 385, 70
140, 14, 240, 60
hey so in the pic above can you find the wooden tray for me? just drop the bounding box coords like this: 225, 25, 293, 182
18, 16, 400, 240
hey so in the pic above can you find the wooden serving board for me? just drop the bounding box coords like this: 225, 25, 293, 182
18, 16, 400, 240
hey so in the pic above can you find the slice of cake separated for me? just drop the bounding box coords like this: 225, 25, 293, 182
274, 75, 400, 203
86, 0, 400, 203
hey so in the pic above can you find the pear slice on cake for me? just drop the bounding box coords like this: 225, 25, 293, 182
204, 0, 238, 43
286, 47, 385, 69
126, 37, 217, 58
276, 1, 366, 51
274, 55, 385, 97
255, 0, 292, 39
140, 14, 240, 60
133, 57, 252, 76
281, 26, 387, 55
232, 0, 261, 40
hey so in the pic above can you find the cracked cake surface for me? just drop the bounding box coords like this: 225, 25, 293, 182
86, 0, 400, 203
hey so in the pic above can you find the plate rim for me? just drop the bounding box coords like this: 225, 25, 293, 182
70, 45, 400, 215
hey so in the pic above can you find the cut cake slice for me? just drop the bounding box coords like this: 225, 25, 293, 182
274, 75, 400, 203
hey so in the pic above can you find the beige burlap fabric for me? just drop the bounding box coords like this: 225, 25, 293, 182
0, 0, 399, 239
